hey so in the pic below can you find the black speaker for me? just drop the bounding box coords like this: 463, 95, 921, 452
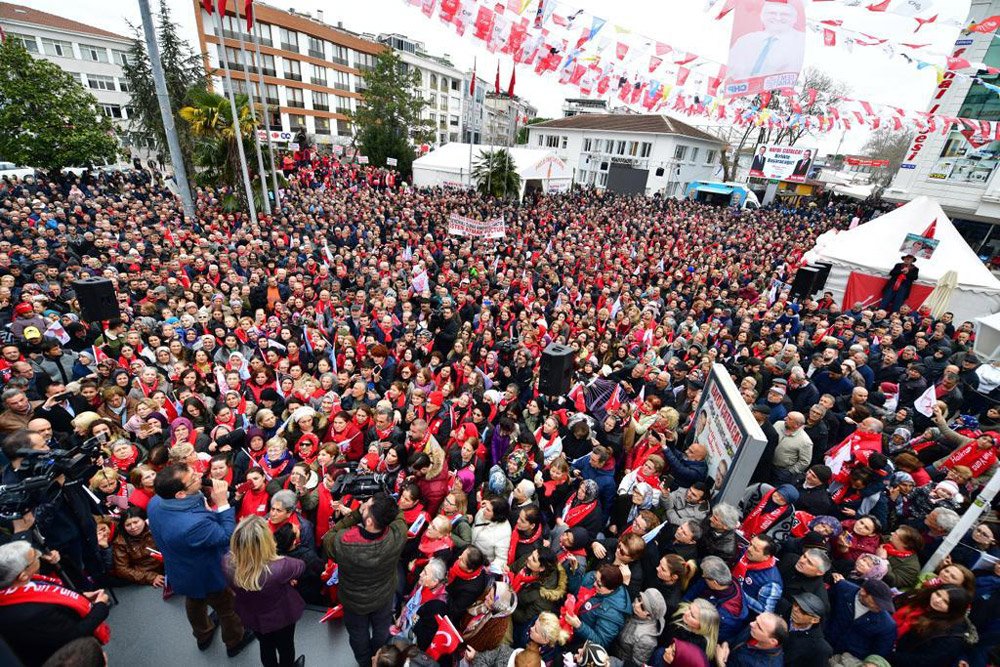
812, 262, 833, 293
789, 267, 820, 301
538, 343, 575, 396
72, 277, 121, 322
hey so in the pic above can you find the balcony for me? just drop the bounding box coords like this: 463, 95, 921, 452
281, 41, 298, 52
331, 56, 348, 67
284, 72, 302, 82
336, 106, 351, 115
315, 126, 331, 135
261, 68, 276, 77
310, 77, 326, 86
313, 103, 330, 112
333, 82, 350, 92
264, 97, 279, 106
308, 48, 324, 59
286, 100, 305, 109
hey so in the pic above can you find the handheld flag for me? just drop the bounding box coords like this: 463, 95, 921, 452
426, 614, 463, 660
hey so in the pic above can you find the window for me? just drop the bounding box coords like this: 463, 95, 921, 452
258, 54, 275, 77
628, 141, 638, 157
451, 79, 460, 91
312, 91, 329, 111
7, 33, 38, 53
640, 142, 652, 158
124, 106, 135, 118
112, 49, 130, 66
616, 140, 626, 155
561, 136, 568, 150
41, 38, 73, 58
87, 74, 116, 91
284, 58, 301, 81
255, 23, 272, 47
537, 134, 543, 147
604, 139, 614, 152
673, 145, 688, 160
706, 149, 717, 165
546, 135, 559, 148
583, 138, 592, 152
356, 75, 367, 93
337, 119, 352, 136
354, 52, 377, 72
288, 113, 306, 131
335, 95, 351, 115
307, 36, 324, 59
286, 87, 304, 108
279, 28, 298, 52
429, 73, 437, 90
690, 147, 699, 163
450, 115, 459, 127
118, 78, 130, 93
311, 64, 327, 86
81, 44, 109, 62
101, 104, 123, 119
334, 69, 350, 91
220, 46, 244, 70
331, 45, 348, 66
264, 84, 279, 105
315, 118, 331, 135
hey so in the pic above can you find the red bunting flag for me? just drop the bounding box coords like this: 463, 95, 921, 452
649, 56, 662, 72
969, 16, 1000, 33
676, 67, 690, 86
673, 52, 696, 66
201, 0, 214, 13
807, 88, 818, 106
616, 42, 629, 60
439, 0, 460, 23
244, 0, 254, 31
866, 0, 890, 11
474, 6, 495, 41
655, 42, 671, 56
914, 14, 937, 32
759, 91, 772, 108
823, 29, 836, 46
901, 43, 930, 49
922, 219, 937, 239
715, 0, 734, 20
947, 56, 971, 70
495, 61, 501, 93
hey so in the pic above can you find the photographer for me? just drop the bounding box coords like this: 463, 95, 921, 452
35, 382, 92, 438
323, 491, 406, 667
146, 463, 254, 657
0, 541, 109, 665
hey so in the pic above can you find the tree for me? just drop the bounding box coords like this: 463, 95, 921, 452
517, 117, 550, 144
0, 39, 119, 172
122, 0, 205, 179
179, 88, 263, 211
862, 126, 915, 187
350, 50, 433, 177
473, 148, 521, 199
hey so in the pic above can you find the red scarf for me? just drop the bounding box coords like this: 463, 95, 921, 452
509, 568, 540, 593
447, 562, 484, 585
507, 523, 543, 565
732, 554, 776, 582
238, 486, 269, 519
110, 446, 139, 472
943, 442, 997, 477
418, 534, 454, 558
882, 543, 915, 559
562, 499, 598, 528
315, 482, 335, 544
739, 490, 789, 538
0, 576, 110, 644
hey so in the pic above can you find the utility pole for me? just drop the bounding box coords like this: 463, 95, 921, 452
233, 0, 270, 214
137, 0, 195, 219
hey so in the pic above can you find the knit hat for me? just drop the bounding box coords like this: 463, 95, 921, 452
808, 515, 843, 536
775, 484, 799, 505
428, 391, 444, 407
892, 427, 912, 441
260, 388, 281, 402
13, 302, 33, 317
862, 655, 891, 667
639, 588, 668, 634
809, 464, 832, 484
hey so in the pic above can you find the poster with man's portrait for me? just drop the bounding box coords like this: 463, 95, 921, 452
899, 233, 939, 260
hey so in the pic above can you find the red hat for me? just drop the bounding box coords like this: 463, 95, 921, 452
428, 391, 444, 407
362, 452, 380, 470
13, 302, 33, 317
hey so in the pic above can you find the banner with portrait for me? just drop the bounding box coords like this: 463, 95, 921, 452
748, 144, 816, 183
725, 0, 806, 97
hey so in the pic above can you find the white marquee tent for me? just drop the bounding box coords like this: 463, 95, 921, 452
412, 143, 572, 198
803, 196, 1000, 322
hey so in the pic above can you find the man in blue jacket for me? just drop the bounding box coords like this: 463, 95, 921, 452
826, 576, 896, 661
147, 463, 254, 657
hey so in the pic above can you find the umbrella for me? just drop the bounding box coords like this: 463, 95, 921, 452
923, 269, 958, 319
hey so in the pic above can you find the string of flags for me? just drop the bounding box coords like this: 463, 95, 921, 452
400, 0, 1000, 143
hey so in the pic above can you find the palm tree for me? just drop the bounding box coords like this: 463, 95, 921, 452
179, 88, 265, 211
472, 148, 521, 199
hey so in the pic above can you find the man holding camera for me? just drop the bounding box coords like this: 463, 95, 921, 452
323, 492, 406, 667
147, 463, 254, 657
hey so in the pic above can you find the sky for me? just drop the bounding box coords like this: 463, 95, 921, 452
16, 0, 975, 154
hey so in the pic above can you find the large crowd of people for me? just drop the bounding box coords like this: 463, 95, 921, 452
0, 152, 996, 667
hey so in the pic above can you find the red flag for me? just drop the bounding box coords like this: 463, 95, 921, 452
947, 56, 971, 70
319, 604, 343, 623
470, 60, 476, 95
202, 0, 214, 13
969, 16, 1000, 33
676, 67, 690, 86
426, 615, 462, 660
866, 0, 890, 11
715, 0, 734, 19
654, 42, 671, 57
244, 0, 254, 31
495, 61, 501, 93
922, 219, 937, 239
604, 385, 623, 413
823, 29, 836, 46
615, 42, 629, 60
508, 66, 516, 96
568, 383, 587, 412
673, 52, 696, 66
914, 14, 937, 32
759, 91, 772, 108
806, 88, 818, 106
474, 6, 495, 41
648, 56, 662, 73
217, 0, 228, 14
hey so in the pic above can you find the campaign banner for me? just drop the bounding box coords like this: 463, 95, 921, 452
748, 144, 816, 183
725, 0, 806, 97
386, 157, 398, 166
447, 213, 506, 238
690, 364, 767, 506
357, 155, 369, 164
842, 271, 934, 312
845, 156, 890, 168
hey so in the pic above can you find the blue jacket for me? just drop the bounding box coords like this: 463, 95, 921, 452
661, 447, 709, 488
736, 561, 783, 614
684, 579, 749, 643
147, 494, 235, 598
826, 580, 896, 659
574, 570, 631, 649
572, 457, 616, 518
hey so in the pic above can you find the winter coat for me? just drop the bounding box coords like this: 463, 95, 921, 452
147, 494, 235, 598
662, 446, 709, 487
827, 580, 897, 659
323, 507, 407, 614
574, 570, 631, 649
225, 555, 306, 634
684, 580, 748, 643
883, 551, 920, 591
616, 616, 661, 666
662, 487, 710, 527
572, 455, 617, 517
889, 619, 972, 667
110, 527, 163, 585
783, 623, 833, 667
472, 510, 513, 574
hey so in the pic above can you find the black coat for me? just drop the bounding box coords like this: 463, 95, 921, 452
446, 567, 489, 623
776, 552, 829, 617
0, 593, 109, 666
783, 624, 832, 667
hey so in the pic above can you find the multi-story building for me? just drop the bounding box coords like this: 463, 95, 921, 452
463, 71, 488, 144
0, 2, 135, 157
562, 98, 609, 117
484, 92, 537, 146
194, 2, 383, 148
526, 114, 723, 196
373, 33, 465, 147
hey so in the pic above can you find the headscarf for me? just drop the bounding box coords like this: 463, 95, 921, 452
169, 417, 195, 442
579, 479, 599, 503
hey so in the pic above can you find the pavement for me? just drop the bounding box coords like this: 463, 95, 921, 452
104, 585, 358, 666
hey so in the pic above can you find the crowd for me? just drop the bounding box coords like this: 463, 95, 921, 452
0, 152, 996, 667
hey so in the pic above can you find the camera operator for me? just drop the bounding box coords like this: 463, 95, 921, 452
323, 491, 406, 666
0, 541, 109, 665
430, 301, 459, 356
35, 382, 91, 439
146, 463, 254, 657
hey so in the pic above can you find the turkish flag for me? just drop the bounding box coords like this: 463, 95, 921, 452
426, 614, 462, 660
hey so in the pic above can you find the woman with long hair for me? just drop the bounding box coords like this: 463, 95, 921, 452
663, 598, 719, 661
225, 515, 306, 667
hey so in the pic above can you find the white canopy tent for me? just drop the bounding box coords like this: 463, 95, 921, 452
411, 143, 572, 198
803, 196, 1000, 322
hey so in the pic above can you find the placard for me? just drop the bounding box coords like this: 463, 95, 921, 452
899, 233, 939, 259
725, 0, 806, 97
386, 157, 398, 166
447, 213, 506, 238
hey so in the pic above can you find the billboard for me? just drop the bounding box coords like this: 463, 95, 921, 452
845, 156, 890, 168
725, 0, 806, 97
690, 364, 767, 506
899, 233, 939, 260
748, 144, 816, 183
928, 129, 1000, 183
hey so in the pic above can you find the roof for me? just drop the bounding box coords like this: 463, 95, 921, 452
807, 196, 1000, 291
690, 182, 736, 195
0, 2, 129, 41
531, 113, 720, 143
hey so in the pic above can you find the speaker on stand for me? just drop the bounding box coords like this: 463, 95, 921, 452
71, 277, 121, 323
788, 267, 820, 301
538, 343, 575, 396
812, 262, 833, 294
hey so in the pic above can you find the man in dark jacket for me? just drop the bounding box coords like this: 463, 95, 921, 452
782, 592, 832, 667
662, 442, 709, 488
826, 578, 896, 661
324, 492, 407, 666
717, 612, 786, 667
775, 549, 830, 617
147, 463, 253, 657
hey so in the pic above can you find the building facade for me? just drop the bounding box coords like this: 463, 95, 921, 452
0, 2, 135, 158
484, 92, 537, 146
562, 98, 609, 117
462, 72, 488, 144
194, 2, 383, 148
885, 0, 1000, 229
526, 114, 722, 196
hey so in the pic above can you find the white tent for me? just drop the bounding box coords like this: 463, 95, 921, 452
803, 196, 1000, 322
411, 143, 572, 198
975, 312, 1000, 361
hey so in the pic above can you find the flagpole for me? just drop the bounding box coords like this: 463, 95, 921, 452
212, 6, 258, 225
468, 57, 475, 191
233, 0, 270, 214
249, 0, 281, 208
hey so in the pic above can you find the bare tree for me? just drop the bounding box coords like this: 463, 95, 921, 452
766, 68, 851, 147
861, 126, 916, 187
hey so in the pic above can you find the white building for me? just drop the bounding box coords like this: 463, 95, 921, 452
462, 72, 488, 144
484, 92, 537, 146
526, 114, 723, 196
562, 98, 609, 117
885, 0, 1000, 230
0, 2, 136, 157
374, 33, 466, 147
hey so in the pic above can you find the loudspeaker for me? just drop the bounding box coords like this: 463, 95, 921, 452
539, 343, 575, 396
789, 267, 820, 300
72, 277, 121, 322
812, 262, 833, 293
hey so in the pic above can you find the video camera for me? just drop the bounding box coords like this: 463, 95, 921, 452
328, 461, 392, 501
0, 432, 108, 520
